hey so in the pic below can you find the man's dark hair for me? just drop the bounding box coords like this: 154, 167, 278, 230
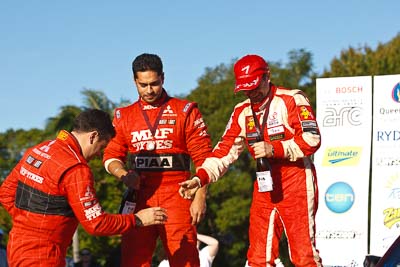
79, 248, 92, 256
132, 53, 163, 79
73, 109, 115, 140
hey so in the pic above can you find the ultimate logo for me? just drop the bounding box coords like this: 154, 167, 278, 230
322, 147, 362, 166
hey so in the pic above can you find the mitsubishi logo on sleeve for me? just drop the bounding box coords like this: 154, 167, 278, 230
163, 105, 174, 114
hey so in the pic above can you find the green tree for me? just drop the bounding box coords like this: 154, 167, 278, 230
3, 33, 399, 265
45, 105, 83, 137
81, 88, 131, 113
0, 128, 44, 179
323, 33, 400, 77
271, 49, 317, 107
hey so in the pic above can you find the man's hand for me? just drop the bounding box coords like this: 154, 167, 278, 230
121, 170, 140, 190
179, 178, 201, 199
134, 207, 167, 227
190, 186, 207, 225
252, 141, 274, 158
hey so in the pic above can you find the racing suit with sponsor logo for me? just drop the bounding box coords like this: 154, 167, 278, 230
103, 91, 212, 267
0, 130, 137, 267
195, 84, 322, 266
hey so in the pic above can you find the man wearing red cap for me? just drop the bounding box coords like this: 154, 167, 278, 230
180, 54, 323, 266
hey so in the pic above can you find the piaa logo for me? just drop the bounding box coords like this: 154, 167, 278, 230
325, 182, 355, 213
392, 82, 400, 103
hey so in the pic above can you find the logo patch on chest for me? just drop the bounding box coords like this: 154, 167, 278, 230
135, 156, 173, 169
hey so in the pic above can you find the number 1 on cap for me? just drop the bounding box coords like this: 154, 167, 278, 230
241, 65, 250, 74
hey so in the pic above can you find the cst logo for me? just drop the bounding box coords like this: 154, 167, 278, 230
325, 182, 355, 213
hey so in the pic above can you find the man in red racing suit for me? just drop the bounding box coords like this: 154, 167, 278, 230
0, 109, 167, 267
180, 55, 323, 266
103, 53, 212, 267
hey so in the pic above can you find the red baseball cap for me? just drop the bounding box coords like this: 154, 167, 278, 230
233, 55, 269, 93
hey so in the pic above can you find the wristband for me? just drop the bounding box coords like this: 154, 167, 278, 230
192, 176, 201, 187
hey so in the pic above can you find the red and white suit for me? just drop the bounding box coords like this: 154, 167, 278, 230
103, 91, 212, 267
0, 130, 137, 267
195, 84, 323, 266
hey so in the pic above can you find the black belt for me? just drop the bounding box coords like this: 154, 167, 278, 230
15, 180, 74, 217
127, 153, 191, 172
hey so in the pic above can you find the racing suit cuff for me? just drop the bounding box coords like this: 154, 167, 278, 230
134, 214, 143, 227
272, 143, 284, 158
196, 168, 210, 186
192, 176, 201, 187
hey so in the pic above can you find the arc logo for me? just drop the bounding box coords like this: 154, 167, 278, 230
325, 182, 355, 213
322, 147, 362, 166
322, 106, 362, 127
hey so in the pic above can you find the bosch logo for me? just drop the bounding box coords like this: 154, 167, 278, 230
325, 182, 355, 213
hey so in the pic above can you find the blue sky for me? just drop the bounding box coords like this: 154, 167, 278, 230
1, 1, 399, 132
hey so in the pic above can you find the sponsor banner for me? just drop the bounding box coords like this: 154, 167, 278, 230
370, 74, 400, 256
314, 77, 372, 266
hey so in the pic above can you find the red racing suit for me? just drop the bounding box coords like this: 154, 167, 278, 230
103, 91, 212, 267
0, 130, 137, 267
195, 84, 323, 266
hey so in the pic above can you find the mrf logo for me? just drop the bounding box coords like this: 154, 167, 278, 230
84, 203, 102, 221
130, 128, 174, 151
135, 156, 173, 169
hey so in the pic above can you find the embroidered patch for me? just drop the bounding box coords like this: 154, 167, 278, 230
298, 106, 315, 120
57, 131, 69, 141
246, 116, 256, 131
269, 133, 285, 141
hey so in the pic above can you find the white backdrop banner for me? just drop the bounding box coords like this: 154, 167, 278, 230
370, 74, 400, 256
314, 76, 372, 266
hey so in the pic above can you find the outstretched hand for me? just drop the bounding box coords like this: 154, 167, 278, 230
178, 179, 200, 199
135, 207, 167, 227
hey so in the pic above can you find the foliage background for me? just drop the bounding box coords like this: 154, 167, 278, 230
1, 34, 400, 266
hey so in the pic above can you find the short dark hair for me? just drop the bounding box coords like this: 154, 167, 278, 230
132, 53, 163, 79
73, 109, 115, 140
80, 248, 91, 256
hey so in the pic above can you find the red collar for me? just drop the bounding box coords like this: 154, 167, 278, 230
139, 90, 169, 108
